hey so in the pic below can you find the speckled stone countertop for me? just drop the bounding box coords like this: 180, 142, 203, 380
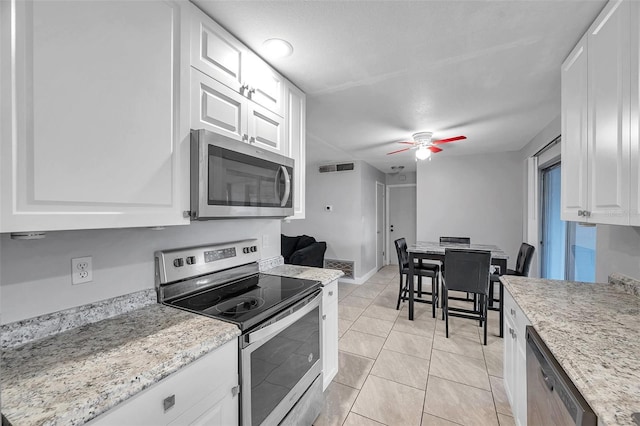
501, 275, 640, 426
264, 264, 344, 285
1, 304, 240, 426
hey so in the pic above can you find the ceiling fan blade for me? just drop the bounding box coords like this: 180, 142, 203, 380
432, 135, 467, 144
386, 147, 413, 155
398, 141, 417, 145
429, 146, 443, 153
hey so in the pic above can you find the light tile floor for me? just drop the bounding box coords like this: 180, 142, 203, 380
315, 266, 514, 426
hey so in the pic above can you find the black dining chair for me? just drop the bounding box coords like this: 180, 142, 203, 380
442, 248, 491, 345
488, 243, 535, 309
394, 238, 440, 318
439, 236, 471, 245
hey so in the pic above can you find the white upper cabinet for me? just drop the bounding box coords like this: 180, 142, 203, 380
190, 6, 284, 117
561, 0, 632, 225
561, 35, 589, 222
630, 1, 640, 226
285, 82, 307, 220
587, 0, 630, 225
0, 0, 190, 233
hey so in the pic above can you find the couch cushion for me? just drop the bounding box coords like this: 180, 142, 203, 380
295, 235, 317, 252
281, 234, 300, 263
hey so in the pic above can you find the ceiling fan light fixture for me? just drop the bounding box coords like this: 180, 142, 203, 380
262, 38, 293, 58
415, 145, 431, 160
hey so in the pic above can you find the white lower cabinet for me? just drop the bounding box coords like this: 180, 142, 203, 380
322, 280, 339, 391
503, 288, 530, 426
89, 340, 238, 426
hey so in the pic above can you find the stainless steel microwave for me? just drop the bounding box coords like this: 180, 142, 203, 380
190, 129, 294, 219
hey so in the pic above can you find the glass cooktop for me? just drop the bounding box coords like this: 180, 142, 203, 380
167, 273, 321, 331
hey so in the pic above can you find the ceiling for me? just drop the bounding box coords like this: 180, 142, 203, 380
193, 0, 606, 173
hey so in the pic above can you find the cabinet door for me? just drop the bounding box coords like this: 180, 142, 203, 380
503, 314, 517, 415
0, 0, 190, 233
190, 5, 245, 93
561, 35, 589, 222
191, 68, 248, 143
515, 340, 528, 426
630, 1, 640, 226
245, 53, 285, 117
247, 102, 285, 154
285, 83, 306, 220
322, 280, 339, 391
587, 0, 630, 225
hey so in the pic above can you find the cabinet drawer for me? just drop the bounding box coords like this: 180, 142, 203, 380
89, 340, 238, 426
503, 289, 530, 341
322, 280, 338, 311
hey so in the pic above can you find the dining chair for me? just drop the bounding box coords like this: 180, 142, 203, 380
442, 248, 491, 345
488, 242, 535, 309
394, 238, 439, 318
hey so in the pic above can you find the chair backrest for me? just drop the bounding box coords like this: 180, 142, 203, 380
394, 238, 409, 272
444, 249, 491, 294
515, 243, 535, 276
440, 236, 471, 244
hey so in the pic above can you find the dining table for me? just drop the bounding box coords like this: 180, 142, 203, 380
407, 241, 509, 337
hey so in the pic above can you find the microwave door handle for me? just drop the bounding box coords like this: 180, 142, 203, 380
274, 166, 282, 203
280, 166, 291, 207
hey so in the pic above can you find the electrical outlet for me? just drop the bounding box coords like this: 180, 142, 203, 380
71, 256, 93, 285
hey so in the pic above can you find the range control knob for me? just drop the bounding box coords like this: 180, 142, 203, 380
186, 256, 196, 265
173, 258, 184, 267
243, 247, 250, 254
250, 246, 257, 252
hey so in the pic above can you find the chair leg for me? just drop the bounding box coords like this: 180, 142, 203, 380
396, 274, 404, 310
483, 295, 488, 346
431, 275, 436, 318
488, 281, 494, 308
444, 288, 449, 338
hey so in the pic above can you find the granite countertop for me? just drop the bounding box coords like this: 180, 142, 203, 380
501, 275, 640, 426
264, 264, 344, 285
1, 304, 240, 426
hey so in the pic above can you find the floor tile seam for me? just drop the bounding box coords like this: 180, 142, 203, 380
342, 412, 388, 426
337, 347, 379, 361
367, 370, 428, 392
488, 376, 512, 417
421, 311, 438, 426
422, 412, 465, 426
427, 371, 492, 393
429, 346, 486, 361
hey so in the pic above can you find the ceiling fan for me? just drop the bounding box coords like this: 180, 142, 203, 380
386, 132, 467, 160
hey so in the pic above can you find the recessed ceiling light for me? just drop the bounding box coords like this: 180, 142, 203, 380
262, 38, 293, 58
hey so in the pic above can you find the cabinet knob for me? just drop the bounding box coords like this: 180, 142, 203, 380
241, 83, 249, 93
231, 386, 240, 397
328, 291, 334, 296
163, 394, 176, 412
510, 308, 516, 316
322, 314, 327, 320
578, 210, 583, 217
248, 86, 256, 95
242, 134, 249, 142
584, 210, 591, 217
249, 136, 256, 144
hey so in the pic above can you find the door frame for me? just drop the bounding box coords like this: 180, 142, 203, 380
386, 184, 417, 266
375, 181, 386, 270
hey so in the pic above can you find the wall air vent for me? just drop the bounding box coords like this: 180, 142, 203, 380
324, 259, 354, 279
318, 162, 355, 173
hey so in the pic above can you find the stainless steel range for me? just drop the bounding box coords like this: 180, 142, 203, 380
155, 240, 324, 426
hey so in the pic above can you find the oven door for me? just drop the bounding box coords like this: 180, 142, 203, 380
240, 291, 322, 426
191, 129, 294, 219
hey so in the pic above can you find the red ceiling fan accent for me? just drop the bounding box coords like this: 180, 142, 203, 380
386, 132, 466, 156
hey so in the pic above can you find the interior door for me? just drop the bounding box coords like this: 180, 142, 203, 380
387, 185, 416, 265
376, 182, 385, 269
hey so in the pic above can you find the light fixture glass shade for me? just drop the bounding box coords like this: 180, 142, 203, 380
415, 146, 431, 160
262, 38, 293, 58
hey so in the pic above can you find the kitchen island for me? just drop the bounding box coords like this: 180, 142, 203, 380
501, 274, 640, 426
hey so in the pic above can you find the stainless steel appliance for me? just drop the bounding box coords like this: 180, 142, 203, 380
526, 326, 597, 426
190, 129, 294, 219
155, 240, 323, 426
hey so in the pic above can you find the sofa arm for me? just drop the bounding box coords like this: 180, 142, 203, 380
289, 242, 327, 268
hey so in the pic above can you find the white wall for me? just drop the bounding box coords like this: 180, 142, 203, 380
596, 225, 640, 282
416, 152, 523, 267
0, 219, 281, 324
386, 171, 416, 185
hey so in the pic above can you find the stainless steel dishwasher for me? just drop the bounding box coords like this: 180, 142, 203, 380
526, 326, 597, 426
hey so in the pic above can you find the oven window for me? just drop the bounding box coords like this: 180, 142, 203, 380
208, 145, 292, 208
250, 306, 320, 425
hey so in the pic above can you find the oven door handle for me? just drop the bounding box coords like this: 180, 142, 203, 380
248, 292, 320, 344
